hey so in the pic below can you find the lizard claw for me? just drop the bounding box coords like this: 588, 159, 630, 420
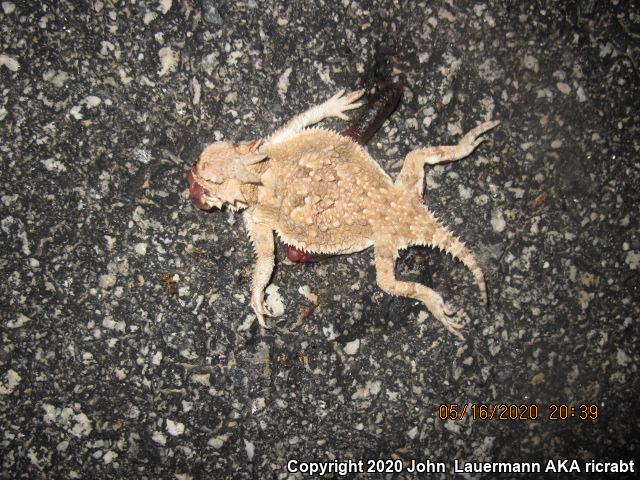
461, 120, 500, 147
325, 89, 365, 121
427, 292, 466, 340
251, 295, 273, 328
443, 120, 500, 160
255, 311, 269, 329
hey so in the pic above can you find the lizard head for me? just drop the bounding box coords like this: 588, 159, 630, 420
187, 140, 266, 210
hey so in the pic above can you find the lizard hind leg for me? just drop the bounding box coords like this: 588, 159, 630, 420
374, 243, 466, 339
395, 120, 500, 199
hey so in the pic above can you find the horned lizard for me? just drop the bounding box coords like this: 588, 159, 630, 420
187, 89, 498, 338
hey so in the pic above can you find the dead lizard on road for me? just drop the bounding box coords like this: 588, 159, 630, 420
187, 89, 498, 338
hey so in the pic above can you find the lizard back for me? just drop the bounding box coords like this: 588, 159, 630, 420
256, 129, 405, 254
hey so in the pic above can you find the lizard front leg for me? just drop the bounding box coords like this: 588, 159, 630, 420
264, 89, 364, 146
284, 83, 402, 264
374, 243, 466, 339
243, 209, 275, 328
395, 120, 499, 198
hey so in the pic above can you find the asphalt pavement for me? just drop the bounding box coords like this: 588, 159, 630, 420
1, 1, 639, 478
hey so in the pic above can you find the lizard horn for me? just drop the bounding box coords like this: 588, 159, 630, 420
235, 166, 262, 184
242, 152, 268, 165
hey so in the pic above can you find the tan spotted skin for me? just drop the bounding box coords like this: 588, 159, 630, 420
189, 89, 498, 338
257, 130, 394, 254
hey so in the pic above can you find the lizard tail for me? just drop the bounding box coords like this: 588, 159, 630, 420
414, 220, 487, 304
